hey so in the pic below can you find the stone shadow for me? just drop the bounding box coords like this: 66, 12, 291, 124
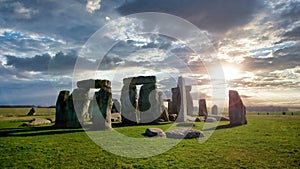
0, 125, 84, 137
202, 123, 245, 131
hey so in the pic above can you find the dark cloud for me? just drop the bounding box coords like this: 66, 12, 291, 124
6, 54, 51, 72
118, 0, 261, 33
5, 51, 81, 73
0, 0, 122, 44
242, 43, 300, 72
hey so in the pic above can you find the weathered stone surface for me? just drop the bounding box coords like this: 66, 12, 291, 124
205, 117, 217, 122
65, 94, 81, 128
22, 118, 52, 126
121, 81, 138, 125
171, 87, 180, 115
166, 129, 204, 139
229, 90, 247, 126
158, 92, 169, 122
124, 76, 156, 85
177, 77, 187, 122
139, 84, 159, 124
169, 114, 177, 121
27, 108, 35, 116
55, 90, 69, 126
198, 99, 208, 118
92, 87, 113, 130
111, 113, 121, 122
144, 128, 166, 137
54, 90, 80, 128
211, 105, 218, 115
77, 79, 110, 89
72, 88, 89, 122
185, 86, 194, 116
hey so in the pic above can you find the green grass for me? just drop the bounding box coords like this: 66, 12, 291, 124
0, 107, 55, 117
0, 112, 299, 168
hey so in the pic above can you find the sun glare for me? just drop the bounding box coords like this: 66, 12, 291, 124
222, 65, 241, 80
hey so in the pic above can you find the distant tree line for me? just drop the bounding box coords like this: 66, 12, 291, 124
247, 106, 288, 112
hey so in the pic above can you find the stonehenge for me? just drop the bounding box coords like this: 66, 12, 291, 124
55, 79, 112, 129
121, 76, 160, 125
54, 76, 247, 128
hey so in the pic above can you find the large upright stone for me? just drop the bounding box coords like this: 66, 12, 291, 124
55, 90, 70, 127
171, 87, 180, 115
158, 92, 169, 122
121, 79, 138, 125
211, 105, 218, 115
198, 99, 208, 118
65, 94, 81, 128
92, 86, 113, 130
229, 90, 247, 126
177, 77, 187, 122
138, 83, 159, 124
186, 86, 194, 116
72, 88, 89, 122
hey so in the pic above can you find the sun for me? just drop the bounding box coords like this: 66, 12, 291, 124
222, 65, 241, 80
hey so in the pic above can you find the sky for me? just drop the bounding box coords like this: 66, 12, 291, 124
0, 0, 299, 108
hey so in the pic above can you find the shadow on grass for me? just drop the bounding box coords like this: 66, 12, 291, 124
203, 123, 245, 131
0, 122, 173, 137
112, 121, 172, 128
0, 125, 85, 137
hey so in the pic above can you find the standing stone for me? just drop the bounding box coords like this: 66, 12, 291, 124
171, 87, 181, 115
72, 88, 89, 123
55, 90, 70, 127
158, 92, 169, 122
211, 105, 218, 115
93, 87, 112, 130
177, 77, 187, 122
166, 99, 172, 114
27, 107, 35, 116
198, 99, 208, 119
121, 78, 138, 125
229, 90, 247, 126
65, 94, 81, 128
186, 86, 194, 116
139, 83, 159, 124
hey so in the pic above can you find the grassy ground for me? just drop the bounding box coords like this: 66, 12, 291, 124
0, 111, 299, 168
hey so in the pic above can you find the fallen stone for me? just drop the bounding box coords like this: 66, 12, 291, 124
169, 114, 177, 121
205, 117, 217, 122
208, 115, 230, 121
144, 128, 166, 137
166, 129, 204, 139
22, 118, 52, 126
111, 113, 121, 122
195, 117, 203, 122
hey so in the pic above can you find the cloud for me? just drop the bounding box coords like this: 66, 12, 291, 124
5, 54, 51, 72
118, 0, 262, 34
86, 0, 101, 14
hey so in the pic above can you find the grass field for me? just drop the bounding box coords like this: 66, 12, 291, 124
0, 109, 299, 168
